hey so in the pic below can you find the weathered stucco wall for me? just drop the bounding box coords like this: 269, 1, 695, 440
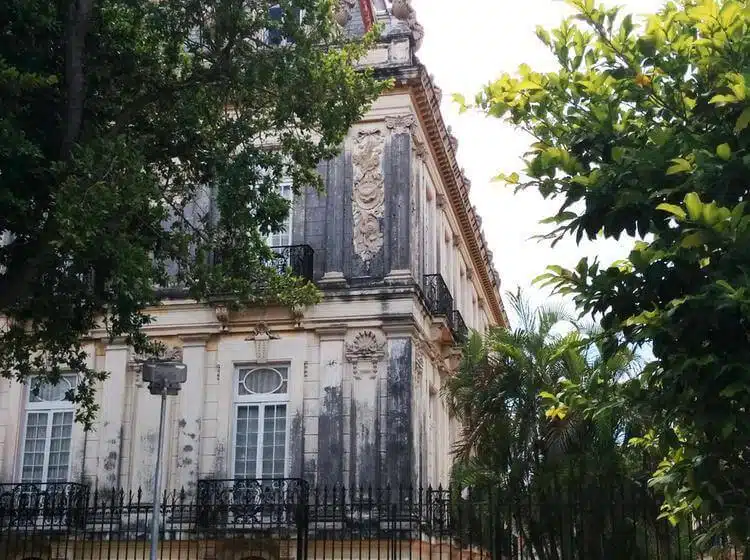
0, 91, 483, 493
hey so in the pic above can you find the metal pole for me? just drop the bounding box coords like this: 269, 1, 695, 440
150, 389, 167, 560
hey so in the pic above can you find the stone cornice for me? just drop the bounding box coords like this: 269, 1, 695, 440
407, 68, 508, 327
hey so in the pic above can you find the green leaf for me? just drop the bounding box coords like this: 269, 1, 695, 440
452, 93, 468, 113
709, 94, 738, 105
656, 203, 686, 220
493, 171, 520, 184
517, 79, 543, 91
666, 158, 692, 175
720, 382, 746, 398
680, 231, 705, 248
716, 280, 736, 293
735, 106, 750, 133
716, 143, 732, 160
684, 192, 702, 220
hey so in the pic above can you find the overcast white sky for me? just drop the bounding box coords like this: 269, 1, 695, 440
411, 0, 663, 317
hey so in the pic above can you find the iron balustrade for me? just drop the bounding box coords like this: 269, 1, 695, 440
422, 274, 454, 319
195, 478, 307, 530
0, 482, 88, 529
451, 309, 468, 343
269, 244, 314, 282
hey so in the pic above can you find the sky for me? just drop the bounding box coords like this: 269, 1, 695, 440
410, 0, 663, 317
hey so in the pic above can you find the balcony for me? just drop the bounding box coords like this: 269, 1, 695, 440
0, 482, 88, 529
269, 244, 314, 282
422, 274, 454, 318
422, 275, 469, 344
195, 478, 307, 530
451, 309, 468, 343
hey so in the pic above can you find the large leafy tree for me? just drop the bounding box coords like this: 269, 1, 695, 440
0, 0, 384, 424
445, 292, 657, 558
461, 0, 750, 541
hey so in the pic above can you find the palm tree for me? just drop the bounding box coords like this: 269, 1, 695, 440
443, 290, 663, 559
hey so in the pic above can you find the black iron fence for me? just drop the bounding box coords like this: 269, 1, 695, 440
0, 481, 744, 559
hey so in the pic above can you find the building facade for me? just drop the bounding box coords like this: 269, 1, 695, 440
0, 0, 506, 502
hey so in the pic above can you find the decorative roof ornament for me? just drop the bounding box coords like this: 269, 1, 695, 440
334, 0, 356, 26
390, 0, 424, 51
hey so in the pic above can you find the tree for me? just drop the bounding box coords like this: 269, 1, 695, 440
0, 0, 385, 425
461, 0, 750, 542
444, 292, 657, 558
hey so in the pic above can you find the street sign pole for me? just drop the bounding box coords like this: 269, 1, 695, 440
142, 359, 187, 560
150, 386, 167, 560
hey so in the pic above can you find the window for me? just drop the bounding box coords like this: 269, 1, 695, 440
20, 375, 76, 483
233, 365, 289, 479
266, 182, 293, 248
265, 4, 304, 47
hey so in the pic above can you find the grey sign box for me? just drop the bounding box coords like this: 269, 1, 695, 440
142, 361, 187, 395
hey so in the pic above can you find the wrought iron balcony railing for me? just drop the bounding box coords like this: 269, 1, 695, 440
451, 309, 468, 343
195, 478, 308, 529
0, 482, 88, 529
422, 274, 454, 319
269, 244, 314, 282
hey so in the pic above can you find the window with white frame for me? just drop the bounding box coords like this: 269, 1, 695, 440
265, 182, 293, 248
20, 375, 76, 483
233, 365, 289, 479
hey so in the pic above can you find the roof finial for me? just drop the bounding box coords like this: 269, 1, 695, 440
390, 0, 424, 51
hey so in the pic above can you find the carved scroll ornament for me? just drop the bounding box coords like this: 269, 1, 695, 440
352, 129, 385, 265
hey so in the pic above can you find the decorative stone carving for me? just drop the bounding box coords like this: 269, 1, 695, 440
246, 322, 280, 364
345, 330, 386, 363
414, 350, 424, 382
435, 192, 446, 208
346, 330, 386, 381
214, 304, 230, 332
447, 127, 458, 152
390, 0, 424, 50
334, 0, 356, 26
412, 136, 427, 160
352, 129, 385, 265
391, 0, 412, 19
385, 114, 417, 136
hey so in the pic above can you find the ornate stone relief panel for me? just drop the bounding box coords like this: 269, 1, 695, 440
345, 330, 386, 380
414, 349, 424, 382
245, 322, 280, 364
352, 129, 386, 266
